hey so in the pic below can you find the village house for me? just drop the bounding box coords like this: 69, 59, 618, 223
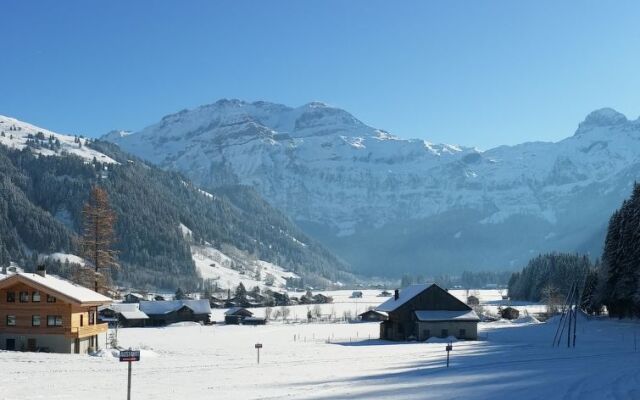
0, 267, 112, 353
139, 299, 211, 326
123, 292, 145, 303
376, 284, 480, 341
98, 303, 149, 327
224, 307, 253, 324
358, 309, 388, 322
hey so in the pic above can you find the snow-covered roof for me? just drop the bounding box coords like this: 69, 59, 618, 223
0, 272, 112, 305
224, 307, 252, 316
376, 284, 431, 312
359, 310, 388, 317
414, 310, 480, 322
139, 300, 211, 316
100, 303, 149, 320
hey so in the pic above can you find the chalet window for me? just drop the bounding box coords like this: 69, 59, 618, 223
80, 315, 84, 327
6, 315, 16, 326
89, 311, 95, 325
32, 291, 41, 302
441, 329, 448, 338
32, 315, 41, 326
6, 292, 15, 303
46, 295, 56, 303
47, 315, 63, 327
19, 291, 29, 303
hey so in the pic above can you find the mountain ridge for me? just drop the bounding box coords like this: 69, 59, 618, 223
103, 100, 640, 277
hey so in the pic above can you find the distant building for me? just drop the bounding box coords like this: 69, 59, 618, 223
0, 268, 111, 353
351, 291, 363, 298
123, 293, 145, 303
99, 303, 149, 327
358, 310, 388, 322
377, 290, 392, 297
139, 300, 211, 326
500, 307, 520, 320
312, 293, 332, 304
224, 307, 254, 324
377, 284, 480, 341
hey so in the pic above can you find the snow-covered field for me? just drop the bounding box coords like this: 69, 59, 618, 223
1, 290, 639, 399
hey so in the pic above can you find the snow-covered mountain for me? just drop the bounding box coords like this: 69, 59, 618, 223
0, 115, 117, 164
0, 114, 349, 289
104, 100, 640, 276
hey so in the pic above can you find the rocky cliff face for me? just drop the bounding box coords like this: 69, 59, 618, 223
105, 101, 640, 276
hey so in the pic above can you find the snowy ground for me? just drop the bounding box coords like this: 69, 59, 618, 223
1, 291, 639, 399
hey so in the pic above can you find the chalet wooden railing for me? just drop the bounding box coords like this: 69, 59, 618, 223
71, 323, 108, 338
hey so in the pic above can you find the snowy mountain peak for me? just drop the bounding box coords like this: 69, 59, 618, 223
575, 108, 629, 136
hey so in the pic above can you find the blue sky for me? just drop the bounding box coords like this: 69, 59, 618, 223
2, 1, 640, 148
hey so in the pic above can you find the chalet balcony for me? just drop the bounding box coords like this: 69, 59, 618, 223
71, 323, 108, 338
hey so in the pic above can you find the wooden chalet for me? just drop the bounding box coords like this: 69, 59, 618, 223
139, 300, 211, 326
0, 267, 112, 353
123, 293, 145, 303
224, 307, 253, 324
98, 303, 149, 327
358, 309, 388, 322
376, 284, 480, 341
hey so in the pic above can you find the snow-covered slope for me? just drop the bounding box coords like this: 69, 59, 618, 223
105, 101, 640, 275
0, 115, 117, 163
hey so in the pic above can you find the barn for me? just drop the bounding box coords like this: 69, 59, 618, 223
358, 309, 388, 322
377, 284, 479, 341
224, 307, 254, 324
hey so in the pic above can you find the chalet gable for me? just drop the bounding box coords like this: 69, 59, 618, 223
376, 284, 471, 314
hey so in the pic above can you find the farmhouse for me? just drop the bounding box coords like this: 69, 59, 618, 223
123, 293, 145, 303
0, 267, 111, 353
377, 284, 479, 341
358, 309, 388, 322
99, 303, 149, 327
139, 300, 211, 326
224, 307, 253, 324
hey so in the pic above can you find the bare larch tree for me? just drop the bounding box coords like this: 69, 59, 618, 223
80, 185, 118, 293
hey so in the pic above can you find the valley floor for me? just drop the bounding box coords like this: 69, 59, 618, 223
0, 314, 639, 399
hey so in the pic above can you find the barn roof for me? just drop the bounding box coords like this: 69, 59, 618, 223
0, 272, 112, 305
376, 284, 430, 312
414, 310, 480, 322
139, 300, 211, 316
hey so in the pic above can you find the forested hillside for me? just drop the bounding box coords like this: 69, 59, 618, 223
0, 140, 351, 290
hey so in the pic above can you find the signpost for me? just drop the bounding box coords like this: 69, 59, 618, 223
445, 342, 453, 368
255, 343, 262, 364
120, 349, 141, 400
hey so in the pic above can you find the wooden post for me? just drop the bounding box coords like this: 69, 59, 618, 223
127, 360, 132, 400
